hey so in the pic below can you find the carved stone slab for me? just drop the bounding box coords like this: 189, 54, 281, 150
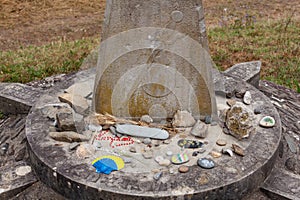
0, 83, 42, 114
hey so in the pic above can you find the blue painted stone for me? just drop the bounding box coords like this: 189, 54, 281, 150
197, 158, 215, 169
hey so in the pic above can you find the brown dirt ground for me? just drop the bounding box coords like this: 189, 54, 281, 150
0, 0, 299, 51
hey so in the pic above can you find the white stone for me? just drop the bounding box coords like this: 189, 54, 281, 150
15, 166, 32, 176
190, 120, 208, 138
172, 110, 196, 127
140, 115, 153, 124
243, 91, 252, 105
159, 159, 171, 166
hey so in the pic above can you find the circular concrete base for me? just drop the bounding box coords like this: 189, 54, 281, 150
26, 69, 281, 199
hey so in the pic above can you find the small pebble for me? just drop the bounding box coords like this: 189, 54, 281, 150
143, 138, 152, 145
222, 148, 233, 157
198, 158, 215, 169
243, 91, 252, 105
159, 159, 171, 167
198, 148, 206, 153
226, 91, 235, 98
254, 107, 262, 115
192, 151, 199, 156
235, 88, 246, 98
142, 151, 153, 159
155, 156, 164, 163
216, 139, 227, 146
211, 151, 222, 158
109, 126, 117, 135
153, 172, 162, 181
227, 99, 236, 107
204, 116, 212, 124
232, 144, 245, 157
140, 115, 153, 124
129, 146, 137, 153
178, 165, 189, 173
163, 139, 171, 144
123, 157, 132, 163
166, 151, 173, 156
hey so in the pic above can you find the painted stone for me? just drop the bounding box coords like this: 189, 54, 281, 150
115, 124, 169, 140
172, 110, 196, 127
197, 158, 215, 169
243, 91, 252, 105
190, 120, 208, 138
259, 116, 275, 128
171, 153, 189, 165
153, 172, 162, 181
177, 139, 203, 149
92, 155, 125, 175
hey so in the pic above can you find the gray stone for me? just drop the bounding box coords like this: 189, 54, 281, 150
140, 115, 153, 124
143, 138, 152, 145
115, 124, 169, 139
76, 144, 94, 159
58, 93, 89, 114
190, 120, 208, 138
88, 124, 102, 132
64, 81, 93, 98
142, 151, 153, 159
284, 134, 297, 153
224, 61, 261, 88
225, 102, 255, 139
0, 83, 42, 114
49, 131, 90, 143
172, 110, 196, 127
56, 108, 77, 132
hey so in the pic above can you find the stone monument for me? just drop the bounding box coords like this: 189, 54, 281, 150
93, 0, 217, 121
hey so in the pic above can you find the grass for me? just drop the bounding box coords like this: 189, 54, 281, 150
208, 19, 300, 92
0, 111, 4, 119
0, 37, 100, 83
0, 19, 299, 92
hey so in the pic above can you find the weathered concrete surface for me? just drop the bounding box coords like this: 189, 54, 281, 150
26, 70, 281, 199
0, 83, 42, 114
93, 0, 217, 121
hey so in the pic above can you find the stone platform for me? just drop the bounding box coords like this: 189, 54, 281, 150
24, 68, 282, 200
